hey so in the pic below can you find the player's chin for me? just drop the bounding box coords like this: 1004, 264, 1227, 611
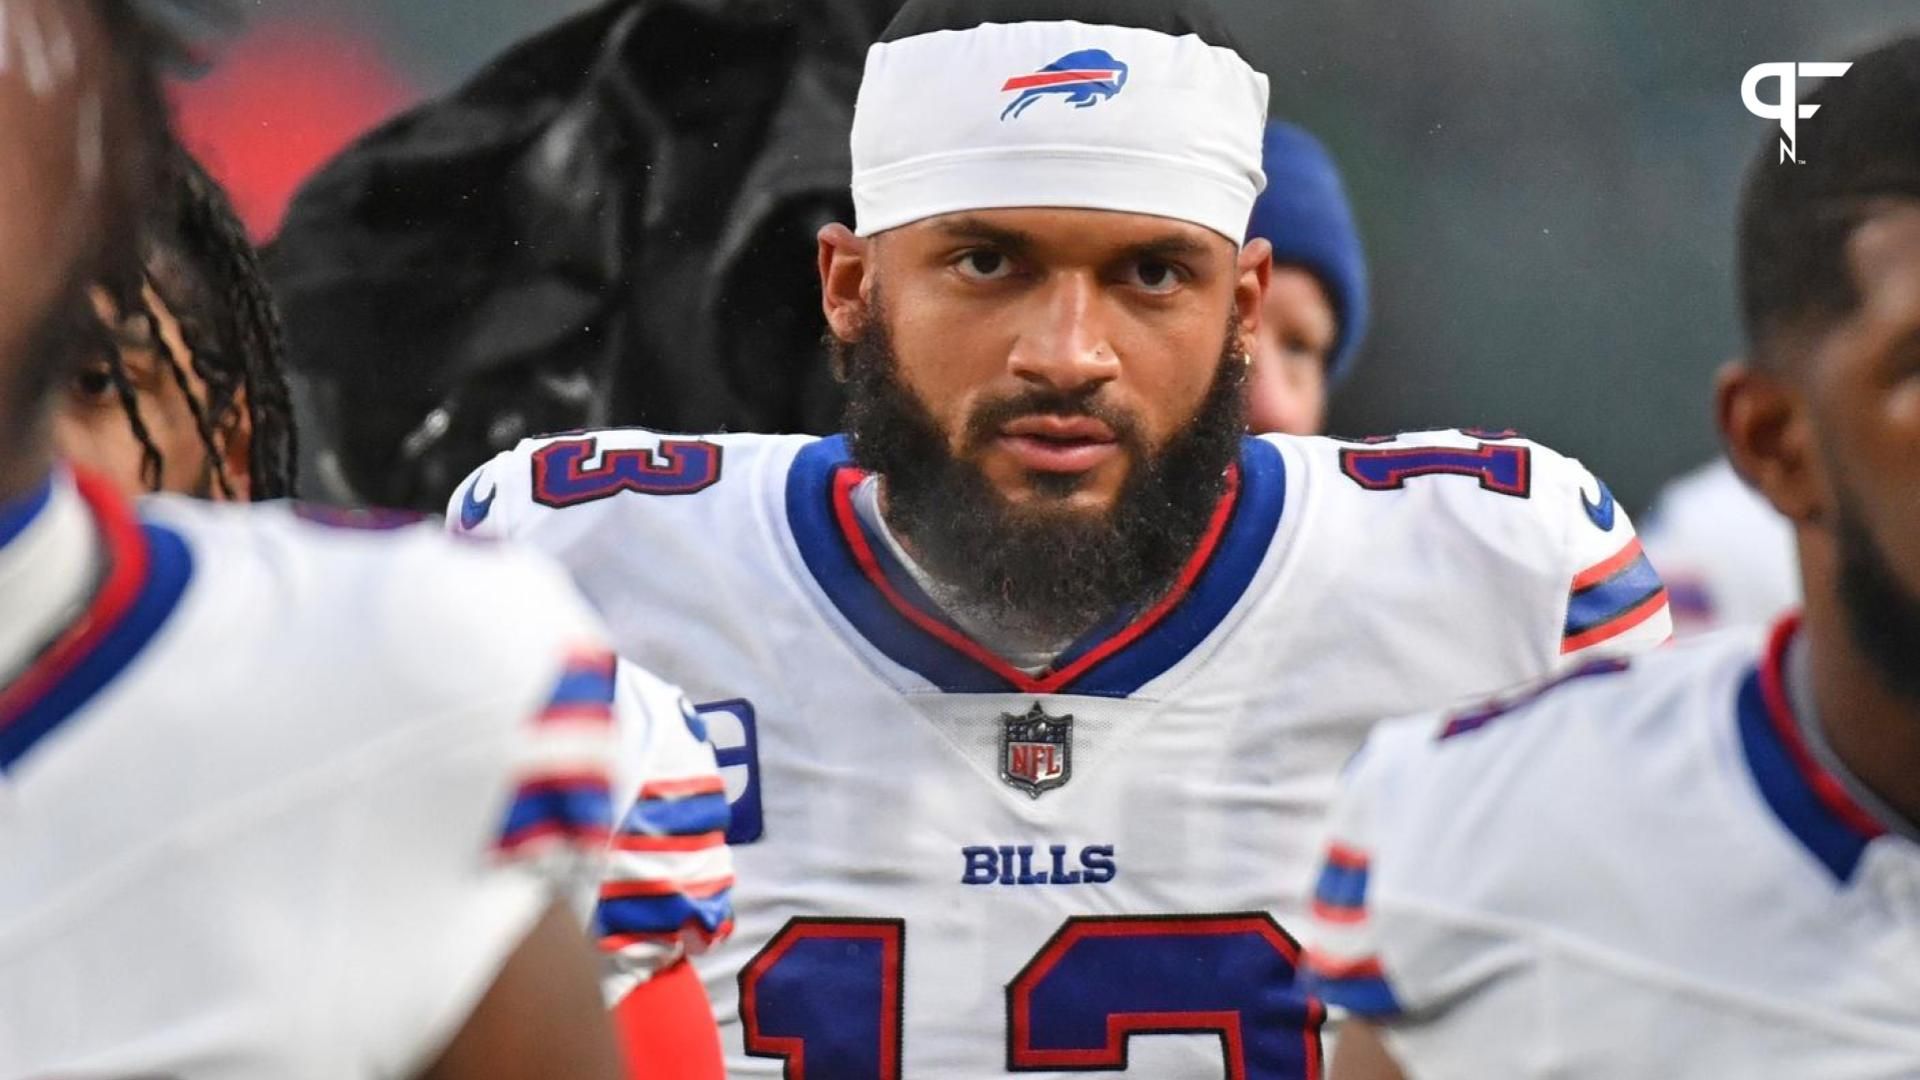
997, 469, 1128, 520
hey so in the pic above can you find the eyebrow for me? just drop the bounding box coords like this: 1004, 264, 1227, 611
932, 217, 1039, 253
931, 217, 1216, 263
1121, 235, 1213, 262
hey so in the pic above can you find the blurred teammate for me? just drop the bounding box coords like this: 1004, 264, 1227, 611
454, 0, 1667, 1073
1244, 121, 1370, 435
0, 2, 704, 1075
1303, 39, 1920, 1079
1641, 455, 1799, 634
54, 144, 297, 501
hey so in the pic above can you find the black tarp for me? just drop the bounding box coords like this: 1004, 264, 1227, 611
271, 0, 901, 509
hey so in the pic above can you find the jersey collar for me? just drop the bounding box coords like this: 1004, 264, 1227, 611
0, 469, 194, 772
1736, 614, 1890, 882
784, 435, 1284, 697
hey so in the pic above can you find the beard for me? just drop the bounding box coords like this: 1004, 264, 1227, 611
1834, 485, 1920, 707
834, 297, 1248, 647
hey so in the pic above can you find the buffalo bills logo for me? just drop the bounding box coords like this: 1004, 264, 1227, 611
1000, 49, 1129, 121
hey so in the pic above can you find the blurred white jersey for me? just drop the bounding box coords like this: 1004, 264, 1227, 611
1641, 457, 1799, 635
0, 471, 625, 1079
455, 427, 1670, 1078
1302, 619, 1920, 1079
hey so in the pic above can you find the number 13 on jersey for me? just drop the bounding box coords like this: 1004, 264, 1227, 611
739, 913, 1325, 1078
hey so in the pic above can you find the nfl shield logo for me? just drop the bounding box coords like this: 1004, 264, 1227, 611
1000, 703, 1072, 798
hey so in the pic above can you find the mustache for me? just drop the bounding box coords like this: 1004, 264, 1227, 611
961, 387, 1147, 456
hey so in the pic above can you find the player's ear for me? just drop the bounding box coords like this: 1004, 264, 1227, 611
818, 223, 872, 345
1717, 358, 1822, 525
1235, 237, 1273, 357
216, 388, 252, 502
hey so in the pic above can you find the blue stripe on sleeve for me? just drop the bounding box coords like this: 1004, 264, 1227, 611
1564, 553, 1663, 636
1313, 861, 1369, 911
501, 784, 612, 841
597, 890, 734, 936
619, 792, 731, 837
545, 666, 616, 710
1300, 972, 1405, 1018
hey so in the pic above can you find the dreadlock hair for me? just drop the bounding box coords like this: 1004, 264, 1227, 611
62, 2, 292, 500
100, 144, 298, 499
1737, 36, 1920, 369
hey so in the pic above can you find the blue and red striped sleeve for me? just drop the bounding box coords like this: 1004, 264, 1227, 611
496, 648, 619, 858
595, 673, 735, 997
1561, 538, 1671, 656
1300, 839, 1407, 1019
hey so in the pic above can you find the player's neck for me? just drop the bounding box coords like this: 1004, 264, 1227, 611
0, 443, 54, 511
1800, 600, 1920, 833
0, 469, 54, 552
867, 478, 1086, 668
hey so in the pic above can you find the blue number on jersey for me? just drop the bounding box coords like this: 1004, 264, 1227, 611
1008, 914, 1323, 1076
740, 918, 905, 1080
739, 913, 1323, 1078
696, 698, 763, 844
530, 437, 722, 507
1339, 442, 1531, 497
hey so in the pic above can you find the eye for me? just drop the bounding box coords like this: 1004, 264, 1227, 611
1124, 258, 1186, 294
69, 362, 117, 406
954, 249, 1016, 281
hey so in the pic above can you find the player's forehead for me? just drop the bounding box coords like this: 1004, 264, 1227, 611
0, 0, 114, 361
883, 207, 1236, 265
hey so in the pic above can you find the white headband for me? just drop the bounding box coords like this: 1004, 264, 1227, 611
851, 20, 1270, 242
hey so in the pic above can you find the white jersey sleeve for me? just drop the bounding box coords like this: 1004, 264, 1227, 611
446, 450, 737, 998
1295, 715, 1520, 1024
1297, 429, 1671, 665
1296, 658, 1635, 1041
320, 533, 627, 1077
597, 661, 736, 1003
1531, 442, 1672, 660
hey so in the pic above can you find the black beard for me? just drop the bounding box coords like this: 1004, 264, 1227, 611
835, 301, 1248, 647
1835, 487, 1920, 707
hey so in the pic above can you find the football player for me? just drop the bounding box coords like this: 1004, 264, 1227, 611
53, 142, 297, 501
0, 2, 718, 1076
1303, 37, 1920, 1079
453, 0, 1669, 1073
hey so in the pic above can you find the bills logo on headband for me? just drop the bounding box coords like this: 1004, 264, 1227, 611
1000, 703, 1073, 798
1000, 49, 1129, 121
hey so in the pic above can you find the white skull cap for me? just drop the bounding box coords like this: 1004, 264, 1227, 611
851, 18, 1270, 242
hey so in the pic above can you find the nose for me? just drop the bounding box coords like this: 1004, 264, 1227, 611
1006, 273, 1121, 394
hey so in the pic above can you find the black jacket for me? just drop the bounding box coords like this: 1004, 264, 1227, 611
272, 0, 899, 509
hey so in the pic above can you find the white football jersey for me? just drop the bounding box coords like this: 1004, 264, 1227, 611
598, 659, 739, 1003
0, 472, 634, 1079
1301, 619, 1920, 1079
454, 426, 1671, 1078
1641, 457, 1799, 636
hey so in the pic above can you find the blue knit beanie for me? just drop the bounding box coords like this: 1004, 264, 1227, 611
1245, 121, 1368, 383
